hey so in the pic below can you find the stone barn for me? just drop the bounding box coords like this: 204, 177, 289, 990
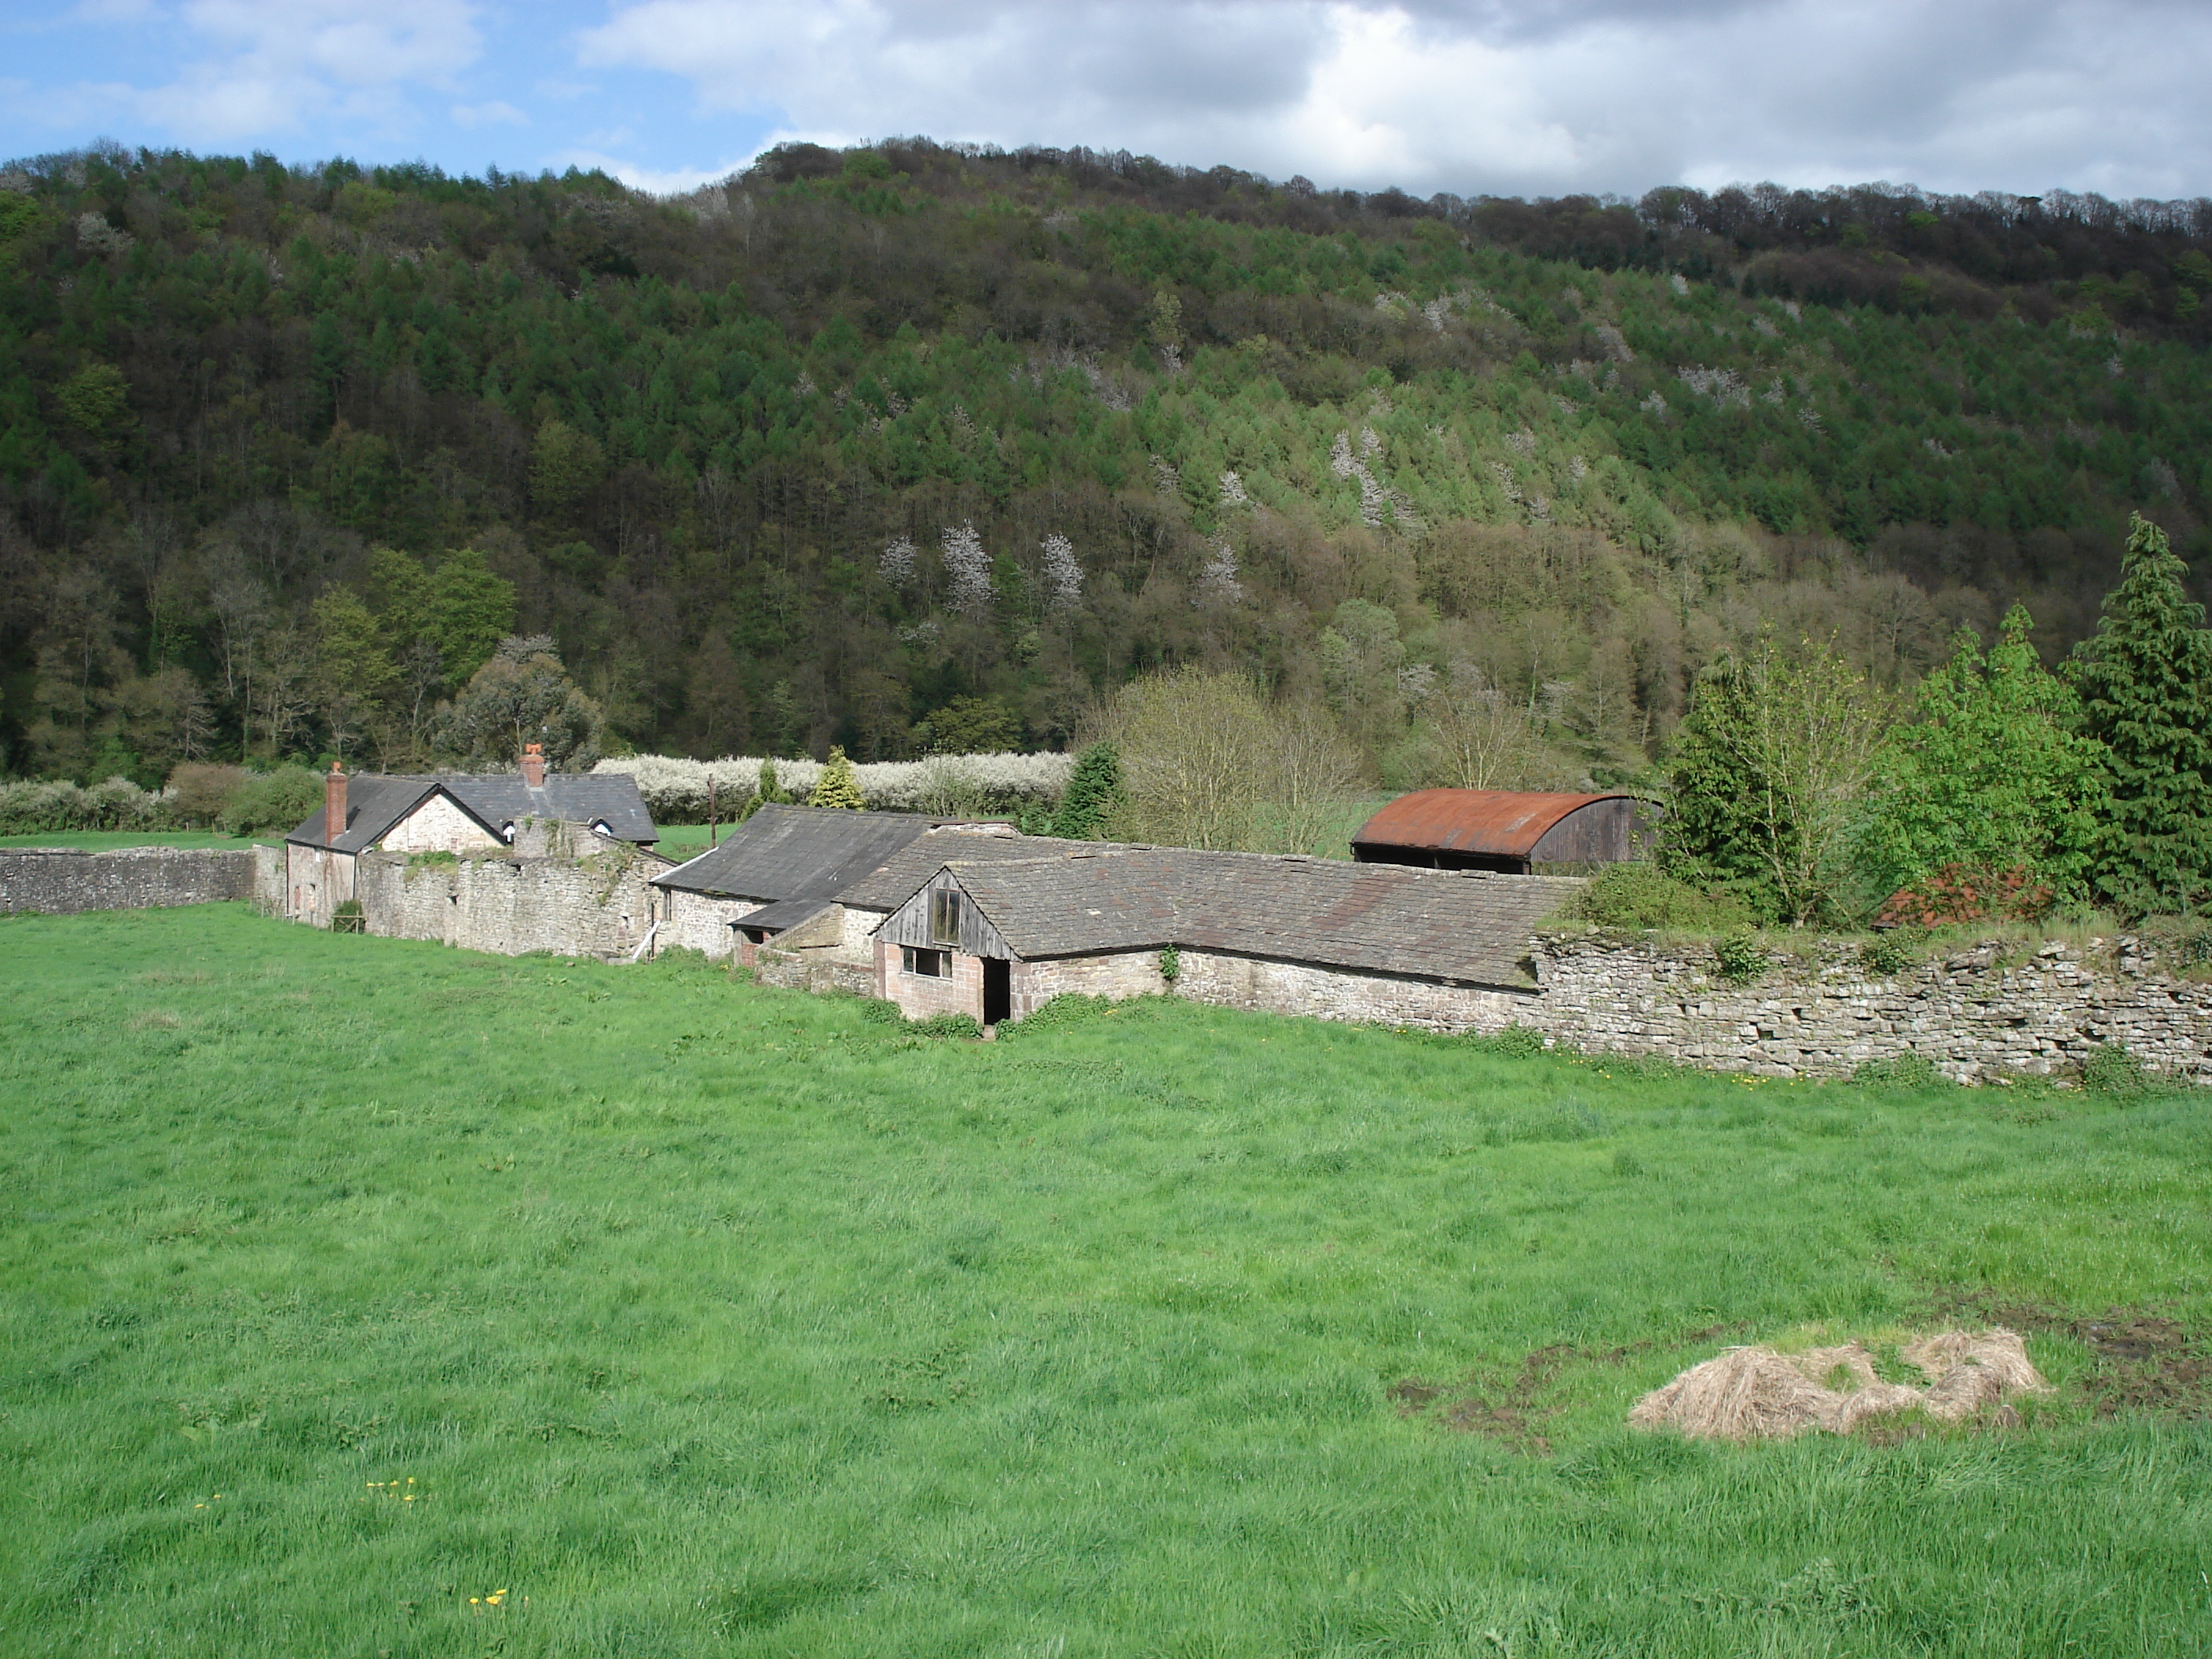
873, 846, 1582, 1031
649, 804, 1023, 965
1350, 789, 1656, 875
282, 749, 657, 927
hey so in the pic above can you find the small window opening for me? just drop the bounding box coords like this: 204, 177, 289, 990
903, 946, 947, 978
929, 889, 961, 946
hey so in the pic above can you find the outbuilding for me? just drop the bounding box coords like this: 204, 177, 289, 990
1350, 789, 1655, 874
873, 846, 1582, 1031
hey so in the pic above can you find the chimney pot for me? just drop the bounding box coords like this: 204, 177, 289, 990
325, 762, 348, 844
521, 743, 546, 788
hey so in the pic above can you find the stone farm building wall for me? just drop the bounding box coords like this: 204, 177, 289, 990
353, 848, 665, 960
0, 846, 255, 914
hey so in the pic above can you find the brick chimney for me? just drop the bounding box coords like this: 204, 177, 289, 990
521, 742, 546, 788
324, 762, 348, 844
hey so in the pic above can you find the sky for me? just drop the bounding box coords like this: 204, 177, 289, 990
4, 0, 2208, 203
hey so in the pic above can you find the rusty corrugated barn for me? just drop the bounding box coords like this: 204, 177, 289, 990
1350, 789, 1655, 874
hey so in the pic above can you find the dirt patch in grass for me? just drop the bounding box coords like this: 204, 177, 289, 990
1919, 1287, 2212, 1419
1390, 1322, 1746, 1455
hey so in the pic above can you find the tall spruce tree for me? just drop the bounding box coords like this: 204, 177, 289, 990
2071, 513, 2212, 914
1051, 742, 1124, 840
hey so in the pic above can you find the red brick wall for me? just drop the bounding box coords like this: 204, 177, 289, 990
877, 939, 984, 1021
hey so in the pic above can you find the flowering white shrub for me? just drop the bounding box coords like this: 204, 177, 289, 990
879, 535, 917, 585
1328, 431, 1355, 480
1218, 468, 1248, 507
594, 751, 1075, 819
1040, 532, 1082, 610
76, 212, 134, 255
940, 522, 994, 617
1194, 536, 1244, 606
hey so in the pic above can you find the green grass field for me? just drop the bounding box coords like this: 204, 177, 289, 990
2, 906, 2207, 1657
0, 831, 269, 850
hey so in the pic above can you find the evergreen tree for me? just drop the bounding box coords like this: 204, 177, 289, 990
1051, 742, 1124, 839
1662, 636, 1888, 925
737, 756, 793, 822
811, 745, 866, 810
2070, 513, 2212, 914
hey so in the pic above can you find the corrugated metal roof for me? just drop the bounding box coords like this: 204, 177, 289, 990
1350, 789, 1634, 859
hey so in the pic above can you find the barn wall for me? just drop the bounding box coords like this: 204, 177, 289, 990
1172, 949, 1533, 1033
353, 850, 661, 959
877, 937, 986, 1021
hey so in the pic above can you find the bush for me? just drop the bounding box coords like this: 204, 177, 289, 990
2082, 1041, 2150, 1096
1568, 863, 1752, 931
0, 776, 180, 834
1712, 929, 1767, 986
167, 763, 247, 827
220, 767, 324, 837
906, 1012, 983, 1040
1860, 928, 1931, 978
1474, 1023, 1547, 1058
2136, 914, 2212, 972
1853, 1053, 1942, 1088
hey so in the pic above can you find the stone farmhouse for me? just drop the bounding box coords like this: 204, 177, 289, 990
282, 745, 658, 929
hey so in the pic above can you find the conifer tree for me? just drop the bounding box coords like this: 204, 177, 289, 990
811, 745, 866, 810
2070, 513, 2212, 914
1051, 742, 1124, 839
738, 756, 792, 822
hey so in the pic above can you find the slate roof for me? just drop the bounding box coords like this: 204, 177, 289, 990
651, 803, 1006, 900
930, 848, 1582, 989
833, 825, 1124, 911
285, 772, 657, 852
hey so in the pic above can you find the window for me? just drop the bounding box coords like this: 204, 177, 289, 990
930, 888, 961, 946
902, 946, 947, 978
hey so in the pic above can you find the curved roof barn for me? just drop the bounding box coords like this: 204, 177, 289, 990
1351, 789, 1653, 873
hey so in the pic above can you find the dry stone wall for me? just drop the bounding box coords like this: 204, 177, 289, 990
1532, 929, 2212, 1083
0, 846, 253, 914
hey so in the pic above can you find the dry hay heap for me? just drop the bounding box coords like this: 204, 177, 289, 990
1629, 1328, 2049, 1442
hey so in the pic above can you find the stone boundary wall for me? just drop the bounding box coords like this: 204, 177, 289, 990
353, 849, 663, 960
759, 943, 875, 1000
0, 846, 254, 914
1531, 929, 2212, 1083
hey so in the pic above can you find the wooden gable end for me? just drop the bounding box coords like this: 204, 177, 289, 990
877, 868, 1014, 959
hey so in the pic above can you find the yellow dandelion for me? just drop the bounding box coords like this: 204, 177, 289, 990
470, 1597, 481, 1605
493, 1589, 507, 1597
405, 1477, 415, 1484
402, 1494, 415, 1502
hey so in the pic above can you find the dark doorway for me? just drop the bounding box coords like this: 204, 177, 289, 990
983, 958, 1011, 1026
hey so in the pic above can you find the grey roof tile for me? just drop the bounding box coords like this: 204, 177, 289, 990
651, 804, 985, 900
934, 847, 1580, 988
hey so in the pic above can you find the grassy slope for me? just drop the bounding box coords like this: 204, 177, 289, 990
0, 906, 2206, 1657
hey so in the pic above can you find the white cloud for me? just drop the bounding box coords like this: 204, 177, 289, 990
573, 0, 2212, 199
451, 98, 527, 127
49, 0, 484, 145
555, 148, 756, 193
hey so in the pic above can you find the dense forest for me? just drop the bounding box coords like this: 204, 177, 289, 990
2, 136, 2208, 788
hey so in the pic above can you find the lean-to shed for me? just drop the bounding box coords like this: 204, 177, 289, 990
1351, 789, 1654, 874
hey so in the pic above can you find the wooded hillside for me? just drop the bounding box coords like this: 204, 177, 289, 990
2, 137, 2207, 784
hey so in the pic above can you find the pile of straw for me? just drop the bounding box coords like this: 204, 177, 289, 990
1629, 1328, 2049, 1442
